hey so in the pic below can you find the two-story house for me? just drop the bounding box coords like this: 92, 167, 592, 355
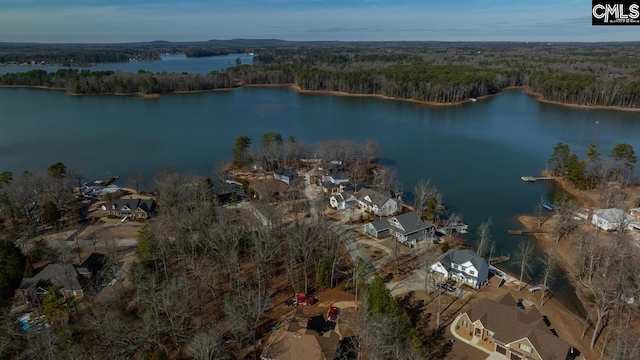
454, 293, 574, 360
364, 212, 435, 246
105, 198, 154, 219
431, 248, 488, 289
329, 192, 357, 210
355, 188, 400, 217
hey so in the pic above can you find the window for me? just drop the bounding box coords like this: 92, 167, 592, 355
487, 330, 494, 337
462, 320, 467, 327
469, 270, 475, 275
519, 343, 532, 353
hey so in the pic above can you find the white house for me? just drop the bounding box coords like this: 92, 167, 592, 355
591, 208, 639, 232
329, 192, 357, 210
325, 173, 350, 185
355, 188, 400, 217
431, 249, 489, 289
273, 168, 297, 185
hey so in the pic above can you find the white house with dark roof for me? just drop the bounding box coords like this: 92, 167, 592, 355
355, 188, 400, 217
431, 248, 489, 288
329, 192, 357, 210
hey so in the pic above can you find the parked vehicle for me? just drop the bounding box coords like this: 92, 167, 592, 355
437, 283, 456, 292
327, 306, 339, 321
286, 293, 316, 306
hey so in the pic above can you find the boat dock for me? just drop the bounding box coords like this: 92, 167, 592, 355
489, 255, 510, 265
521, 176, 555, 182
507, 229, 532, 235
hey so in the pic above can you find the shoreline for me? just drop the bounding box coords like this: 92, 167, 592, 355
2, 83, 639, 112
514, 173, 604, 324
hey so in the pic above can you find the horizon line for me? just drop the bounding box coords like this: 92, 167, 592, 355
2, 38, 640, 46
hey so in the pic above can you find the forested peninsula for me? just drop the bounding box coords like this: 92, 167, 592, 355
2, 41, 640, 109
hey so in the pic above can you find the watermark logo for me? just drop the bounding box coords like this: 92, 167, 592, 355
592, 1, 640, 25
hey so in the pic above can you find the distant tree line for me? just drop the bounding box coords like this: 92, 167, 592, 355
0, 69, 235, 95
3, 41, 640, 107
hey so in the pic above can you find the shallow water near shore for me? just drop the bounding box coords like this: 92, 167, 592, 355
1, 86, 639, 314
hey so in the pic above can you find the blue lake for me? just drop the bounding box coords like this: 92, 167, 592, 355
0, 53, 254, 75
1, 86, 639, 314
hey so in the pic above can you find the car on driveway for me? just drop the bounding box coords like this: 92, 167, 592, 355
437, 283, 456, 292
327, 306, 339, 321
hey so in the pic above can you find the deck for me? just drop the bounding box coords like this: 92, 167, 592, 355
521, 176, 556, 182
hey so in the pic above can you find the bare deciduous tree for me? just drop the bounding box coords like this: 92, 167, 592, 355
539, 249, 556, 306
128, 168, 146, 194
476, 217, 492, 257
515, 241, 534, 291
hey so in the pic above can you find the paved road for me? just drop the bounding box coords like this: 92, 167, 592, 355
328, 222, 377, 279
302, 171, 376, 280
303, 172, 320, 221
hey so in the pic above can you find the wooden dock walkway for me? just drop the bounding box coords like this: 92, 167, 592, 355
508, 229, 532, 235
521, 176, 556, 182
489, 255, 510, 265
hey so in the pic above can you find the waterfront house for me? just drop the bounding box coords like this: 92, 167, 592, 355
355, 188, 400, 217
387, 212, 435, 246
431, 249, 488, 289
454, 293, 573, 360
260, 309, 341, 360
20, 263, 84, 301
364, 212, 434, 246
329, 192, 357, 210
591, 208, 639, 232
274, 168, 297, 185
106, 198, 154, 219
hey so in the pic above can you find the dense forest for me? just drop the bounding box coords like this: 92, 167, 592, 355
2, 41, 640, 107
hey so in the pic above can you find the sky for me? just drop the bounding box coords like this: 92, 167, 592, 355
0, 0, 638, 43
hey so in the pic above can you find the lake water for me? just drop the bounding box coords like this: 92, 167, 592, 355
0, 53, 254, 75
1, 86, 639, 314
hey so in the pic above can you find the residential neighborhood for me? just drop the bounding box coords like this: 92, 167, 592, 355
0, 136, 638, 360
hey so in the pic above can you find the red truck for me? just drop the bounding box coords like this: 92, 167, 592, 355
285, 293, 315, 306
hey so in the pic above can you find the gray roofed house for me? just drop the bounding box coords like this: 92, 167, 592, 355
431, 248, 489, 288
355, 188, 400, 216
387, 212, 435, 245
107, 198, 154, 219
364, 219, 391, 238
454, 293, 573, 360
329, 191, 357, 210
363, 211, 434, 245
20, 263, 84, 300
274, 168, 297, 185
591, 208, 639, 232
326, 173, 350, 185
